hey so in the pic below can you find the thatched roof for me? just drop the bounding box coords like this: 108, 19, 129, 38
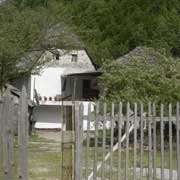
116, 47, 164, 64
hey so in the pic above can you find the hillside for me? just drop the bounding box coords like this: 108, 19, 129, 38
65, 0, 180, 64
11, 0, 180, 65
1, 0, 180, 90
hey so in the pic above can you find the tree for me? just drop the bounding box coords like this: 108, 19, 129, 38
100, 47, 180, 105
0, 1, 82, 90
65, 0, 180, 65
14, 0, 48, 7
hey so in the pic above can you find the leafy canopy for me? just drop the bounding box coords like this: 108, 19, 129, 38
100, 48, 180, 104
0, 1, 80, 89
66, 0, 180, 65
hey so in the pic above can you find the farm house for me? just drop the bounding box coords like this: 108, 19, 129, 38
11, 49, 101, 130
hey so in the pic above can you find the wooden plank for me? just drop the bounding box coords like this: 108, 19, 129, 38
133, 103, 137, 180
93, 102, 99, 180
140, 103, 144, 180
109, 103, 114, 180
148, 102, 152, 180
85, 103, 91, 180
125, 102, 130, 180
169, 103, 173, 180
62, 105, 74, 180
7, 97, 14, 180
0, 97, 3, 179
18, 86, 28, 180
60, 105, 64, 179
101, 102, 107, 180
2, 89, 11, 180
79, 103, 84, 180
152, 103, 156, 180
118, 102, 122, 180
160, 104, 164, 180
176, 102, 180, 180
74, 102, 80, 180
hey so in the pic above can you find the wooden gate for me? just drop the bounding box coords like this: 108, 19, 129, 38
0, 86, 28, 180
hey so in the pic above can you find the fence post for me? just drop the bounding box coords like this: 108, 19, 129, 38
0, 97, 3, 179
74, 102, 80, 180
18, 86, 28, 180
61, 105, 74, 180
2, 89, 12, 180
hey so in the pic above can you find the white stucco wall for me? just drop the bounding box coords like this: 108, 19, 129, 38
34, 102, 95, 129
30, 49, 97, 129
34, 105, 62, 123
31, 67, 65, 101
30, 49, 96, 103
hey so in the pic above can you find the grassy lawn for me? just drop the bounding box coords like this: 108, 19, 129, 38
0, 132, 179, 180
28, 133, 178, 180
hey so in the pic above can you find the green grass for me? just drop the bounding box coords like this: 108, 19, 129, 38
0, 133, 179, 180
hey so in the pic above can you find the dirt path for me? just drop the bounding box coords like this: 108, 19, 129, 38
36, 130, 62, 142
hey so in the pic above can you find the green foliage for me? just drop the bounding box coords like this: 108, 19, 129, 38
1, 0, 180, 102
65, 0, 180, 65
15, 0, 48, 7
0, 3, 44, 87
100, 48, 180, 104
0, 1, 78, 89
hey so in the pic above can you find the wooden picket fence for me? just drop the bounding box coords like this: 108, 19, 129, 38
75, 102, 180, 180
1, 88, 180, 180
0, 86, 28, 180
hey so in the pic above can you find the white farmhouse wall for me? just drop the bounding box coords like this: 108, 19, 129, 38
30, 49, 97, 128
34, 105, 62, 123
31, 67, 65, 101
30, 49, 96, 102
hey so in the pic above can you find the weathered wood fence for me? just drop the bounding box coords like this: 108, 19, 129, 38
74, 102, 180, 180
0, 86, 28, 180
1, 92, 180, 180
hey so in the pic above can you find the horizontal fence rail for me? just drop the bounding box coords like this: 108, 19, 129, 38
75, 102, 180, 180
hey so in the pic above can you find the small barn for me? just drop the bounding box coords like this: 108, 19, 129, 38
12, 48, 101, 130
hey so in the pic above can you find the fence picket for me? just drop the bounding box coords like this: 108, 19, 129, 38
75, 102, 80, 180
152, 103, 156, 180
85, 103, 91, 180
169, 103, 173, 180
109, 103, 114, 180
148, 102, 152, 180
18, 86, 28, 180
0, 98, 3, 179
79, 103, 84, 180
2, 89, 11, 180
7, 97, 14, 180
160, 104, 164, 180
93, 102, 99, 180
140, 103, 144, 180
176, 102, 180, 180
118, 102, 122, 180
133, 103, 137, 180
101, 102, 107, 180
125, 102, 130, 180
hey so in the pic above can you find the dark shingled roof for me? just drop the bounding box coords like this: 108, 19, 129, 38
116, 47, 163, 64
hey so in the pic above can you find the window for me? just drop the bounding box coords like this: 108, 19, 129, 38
71, 54, 78, 62
55, 53, 60, 60
62, 79, 67, 91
